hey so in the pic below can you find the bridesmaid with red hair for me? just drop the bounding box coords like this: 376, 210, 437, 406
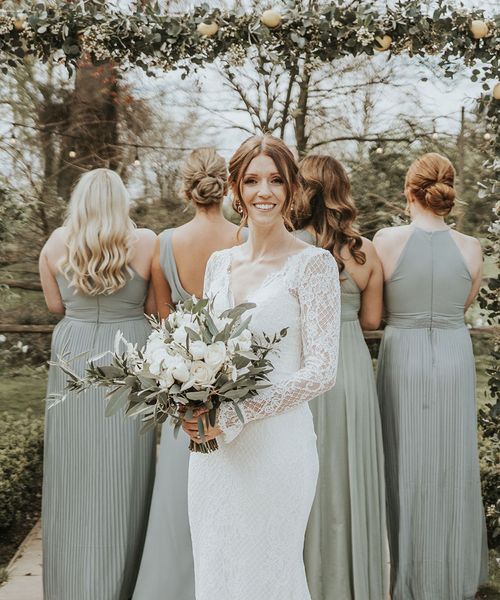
374, 153, 488, 600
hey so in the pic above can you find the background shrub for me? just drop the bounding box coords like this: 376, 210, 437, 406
479, 406, 500, 549
0, 411, 43, 530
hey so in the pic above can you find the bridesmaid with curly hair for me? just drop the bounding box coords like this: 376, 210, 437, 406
297, 154, 389, 600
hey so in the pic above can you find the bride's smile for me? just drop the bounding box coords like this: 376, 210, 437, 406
241, 154, 286, 224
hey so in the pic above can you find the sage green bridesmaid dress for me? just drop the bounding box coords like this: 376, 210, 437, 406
132, 228, 195, 600
298, 230, 389, 600
377, 225, 489, 600
43, 271, 156, 600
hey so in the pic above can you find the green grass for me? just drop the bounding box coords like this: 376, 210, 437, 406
0, 366, 47, 418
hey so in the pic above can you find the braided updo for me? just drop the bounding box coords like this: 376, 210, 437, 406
405, 152, 456, 216
181, 148, 227, 207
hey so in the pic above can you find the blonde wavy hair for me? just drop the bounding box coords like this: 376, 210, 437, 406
60, 168, 136, 296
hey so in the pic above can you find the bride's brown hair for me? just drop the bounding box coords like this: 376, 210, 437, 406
296, 154, 365, 273
228, 135, 299, 229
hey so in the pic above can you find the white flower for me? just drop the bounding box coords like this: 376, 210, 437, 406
177, 313, 201, 332
189, 340, 208, 360
228, 329, 252, 354
190, 361, 216, 387
170, 356, 191, 383
167, 312, 177, 328
205, 342, 227, 370
0, 335, 6, 343
158, 369, 174, 390
147, 348, 169, 376
173, 326, 188, 346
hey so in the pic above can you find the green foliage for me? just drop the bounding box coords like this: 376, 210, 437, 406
0, 1, 496, 81
0, 181, 26, 244
478, 407, 500, 548
0, 411, 43, 530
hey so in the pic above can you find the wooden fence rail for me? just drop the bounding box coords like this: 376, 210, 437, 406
0, 280, 42, 291
0, 324, 496, 337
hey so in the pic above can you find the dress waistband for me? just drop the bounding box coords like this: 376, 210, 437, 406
63, 314, 146, 324
386, 314, 465, 329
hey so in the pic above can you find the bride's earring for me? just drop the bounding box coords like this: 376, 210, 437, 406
234, 198, 243, 214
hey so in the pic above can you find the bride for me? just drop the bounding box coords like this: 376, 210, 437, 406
183, 135, 341, 600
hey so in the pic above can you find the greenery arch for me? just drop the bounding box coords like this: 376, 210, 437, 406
0, 0, 498, 417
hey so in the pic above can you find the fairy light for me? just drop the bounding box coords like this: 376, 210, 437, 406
375, 146, 383, 154
133, 146, 140, 166
432, 132, 439, 140
9, 130, 16, 145
483, 132, 491, 141
68, 149, 76, 158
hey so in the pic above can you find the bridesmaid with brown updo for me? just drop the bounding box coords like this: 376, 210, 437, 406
132, 147, 246, 600
374, 152, 488, 600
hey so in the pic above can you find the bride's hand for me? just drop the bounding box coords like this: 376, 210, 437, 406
182, 412, 222, 443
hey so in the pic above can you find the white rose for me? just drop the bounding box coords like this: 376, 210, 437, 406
147, 348, 169, 376
228, 329, 252, 354
205, 341, 227, 370
173, 326, 188, 346
144, 330, 166, 358
178, 313, 200, 332
189, 340, 208, 360
190, 361, 216, 386
171, 356, 191, 383
158, 369, 174, 390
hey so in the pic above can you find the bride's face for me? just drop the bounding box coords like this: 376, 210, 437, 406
241, 154, 287, 226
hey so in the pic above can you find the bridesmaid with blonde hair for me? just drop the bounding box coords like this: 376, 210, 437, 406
374, 152, 488, 600
40, 168, 156, 599
296, 154, 388, 600
132, 147, 246, 600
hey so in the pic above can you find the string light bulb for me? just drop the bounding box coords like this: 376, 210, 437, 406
134, 147, 140, 166
375, 146, 383, 154
9, 130, 16, 145
68, 149, 76, 158
483, 132, 491, 141
432, 132, 439, 140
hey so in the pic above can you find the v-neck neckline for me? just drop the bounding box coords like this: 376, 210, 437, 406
225, 246, 314, 307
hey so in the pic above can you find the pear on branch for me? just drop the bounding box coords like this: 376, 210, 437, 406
197, 21, 219, 37
261, 10, 282, 29
374, 35, 392, 52
470, 20, 489, 39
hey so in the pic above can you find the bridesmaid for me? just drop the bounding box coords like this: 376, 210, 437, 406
374, 152, 488, 600
297, 155, 389, 600
132, 147, 246, 600
39, 169, 156, 600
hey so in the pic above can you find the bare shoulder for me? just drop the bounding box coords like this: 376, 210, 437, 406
135, 227, 157, 243
450, 229, 482, 251
374, 225, 411, 243
360, 237, 377, 257
42, 227, 67, 257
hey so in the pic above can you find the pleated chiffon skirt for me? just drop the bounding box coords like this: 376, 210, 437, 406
42, 317, 156, 600
377, 325, 489, 600
304, 319, 389, 600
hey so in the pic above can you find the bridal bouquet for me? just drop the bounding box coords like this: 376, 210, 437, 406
58, 297, 287, 453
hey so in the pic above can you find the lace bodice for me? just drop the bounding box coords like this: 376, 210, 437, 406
203, 245, 341, 443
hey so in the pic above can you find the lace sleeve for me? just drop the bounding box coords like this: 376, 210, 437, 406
217, 251, 341, 443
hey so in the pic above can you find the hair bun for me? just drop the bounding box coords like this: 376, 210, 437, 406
181, 148, 227, 208
405, 153, 456, 216
190, 174, 225, 206
424, 181, 455, 216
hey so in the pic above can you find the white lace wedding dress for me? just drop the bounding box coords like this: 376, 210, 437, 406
188, 245, 341, 600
